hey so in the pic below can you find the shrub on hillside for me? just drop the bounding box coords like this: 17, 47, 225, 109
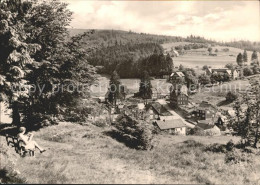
205, 143, 226, 153
225, 91, 238, 102
92, 119, 108, 128
243, 67, 253, 76
113, 114, 154, 150
182, 140, 205, 148
226, 140, 235, 151
222, 48, 230, 52
188, 127, 206, 136
0, 146, 26, 184
225, 151, 253, 164
23, 113, 58, 130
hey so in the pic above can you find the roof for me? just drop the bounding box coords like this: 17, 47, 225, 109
170, 71, 185, 77
156, 119, 187, 130
148, 102, 173, 116
198, 101, 216, 111
227, 110, 235, 117
173, 50, 179, 55
176, 72, 185, 77
211, 68, 232, 75
137, 103, 145, 110
118, 104, 125, 109
218, 115, 227, 122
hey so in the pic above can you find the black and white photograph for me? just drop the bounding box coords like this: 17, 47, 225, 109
0, 0, 260, 184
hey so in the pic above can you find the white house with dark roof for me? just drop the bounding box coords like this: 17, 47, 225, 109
147, 102, 174, 120
154, 119, 187, 135
170, 71, 185, 82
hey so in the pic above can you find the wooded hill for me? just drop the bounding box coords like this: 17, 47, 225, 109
87, 43, 173, 78
68, 29, 184, 46
68, 29, 178, 78
68, 29, 260, 78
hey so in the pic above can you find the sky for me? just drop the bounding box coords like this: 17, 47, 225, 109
64, 0, 260, 42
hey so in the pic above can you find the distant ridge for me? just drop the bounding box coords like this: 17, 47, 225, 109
68, 28, 260, 52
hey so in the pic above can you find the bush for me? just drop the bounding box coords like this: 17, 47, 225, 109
205, 143, 226, 153
188, 127, 206, 136
0, 147, 26, 184
226, 140, 235, 151
92, 119, 107, 128
225, 151, 252, 164
23, 113, 58, 130
225, 91, 238, 102
113, 114, 154, 150
222, 48, 229, 52
243, 67, 253, 76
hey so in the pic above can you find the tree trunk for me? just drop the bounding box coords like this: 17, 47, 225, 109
12, 101, 21, 126
254, 120, 259, 148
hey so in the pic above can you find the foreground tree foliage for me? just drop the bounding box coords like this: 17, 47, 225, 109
232, 79, 260, 148
0, 0, 40, 126
0, 0, 96, 128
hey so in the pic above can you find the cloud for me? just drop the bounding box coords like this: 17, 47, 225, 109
64, 0, 260, 42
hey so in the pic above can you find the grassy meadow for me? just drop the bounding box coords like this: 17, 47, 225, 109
90, 76, 171, 97
190, 79, 251, 106
162, 42, 257, 69
1, 122, 260, 184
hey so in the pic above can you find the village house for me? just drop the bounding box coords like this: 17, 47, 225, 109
196, 101, 217, 120
124, 103, 146, 120
170, 71, 185, 82
206, 68, 239, 80
152, 88, 168, 100
147, 102, 174, 120
170, 84, 189, 106
154, 119, 187, 135
196, 121, 221, 136
215, 115, 228, 131
162, 74, 170, 79
167, 50, 179, 57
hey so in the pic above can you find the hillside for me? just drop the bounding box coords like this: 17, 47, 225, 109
2, 122, 260, 184
67, 29, 260, 78
69, 29, 260, 52
68, 29, 183, 47
162, 42, 259, 69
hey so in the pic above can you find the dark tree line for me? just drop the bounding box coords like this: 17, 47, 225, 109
88, 43, 173, 78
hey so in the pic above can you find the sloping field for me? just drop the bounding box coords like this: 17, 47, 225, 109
162, 42, 258, 68
1, 122, 259, 184
190, 78, 251, 109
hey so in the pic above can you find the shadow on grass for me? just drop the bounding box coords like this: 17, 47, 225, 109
0, 122, 49, 137
103, 130, 140, 150
0, 168, 26, 184
217, 100, 232, 106
0, 123, 19, 137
